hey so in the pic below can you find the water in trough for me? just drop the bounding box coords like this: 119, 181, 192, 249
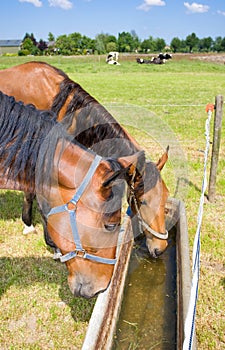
112, 227, 177, 350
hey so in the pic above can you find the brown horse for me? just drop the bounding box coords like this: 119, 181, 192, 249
0, 91, 145, 299
0, 61, 169, 258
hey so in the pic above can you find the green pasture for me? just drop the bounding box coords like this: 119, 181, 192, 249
0, 55, 224, 349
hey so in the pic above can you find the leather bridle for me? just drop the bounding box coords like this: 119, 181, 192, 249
128, 180, 168, 240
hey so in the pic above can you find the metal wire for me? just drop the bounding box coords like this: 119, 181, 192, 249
183, 106, 213, 350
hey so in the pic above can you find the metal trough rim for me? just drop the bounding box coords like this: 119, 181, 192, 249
82, 198, 196, 350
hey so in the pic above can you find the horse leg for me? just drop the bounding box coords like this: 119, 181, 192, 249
43, 221, 62, 260
22, 192, 36, 234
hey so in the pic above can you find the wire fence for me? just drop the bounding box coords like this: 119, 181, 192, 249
183, 104, 214, 350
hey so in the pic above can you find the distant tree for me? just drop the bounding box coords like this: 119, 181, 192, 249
21, 38, 34, 52
147, 36, 157, 52
105, 35, 117, 45
212, 36, 225, 52
94, 34, 105, 54
198, 37, 213, 52
48, 32, 55, 42
20, 30, 225, 56
130, 30, 141, 51
212, 36, 223, 52
185, 33, 199, 52
118, 32, 136, 52
221, 37, 225, 51
170, 37, 182, 53
81, 35, 95, 53
95, 33, 116, 53
54, 32, 84, 55
37, 39, 47, 54
23, 33, 37, 46
155, 37, 166, 52
68, 32, 83, 54
55, 34, 71, 55
21, 37, 38, 55
140, 39, 151, 53
106, 42, 117, 52
104, 34, 118, 52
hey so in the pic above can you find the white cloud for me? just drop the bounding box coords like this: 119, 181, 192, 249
19, 0, 42, 7
48, 0, 73, 10
137, 0, 166, 12
184, 2, 209, 14
217, 10, 225, 16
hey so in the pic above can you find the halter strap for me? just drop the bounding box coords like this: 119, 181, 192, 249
47, 154, 117, 265
139, 217, 168, 240
128, 186, 168, 241
47, 154, 102, 218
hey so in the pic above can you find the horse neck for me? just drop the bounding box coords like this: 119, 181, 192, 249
55, 141, 96, 190
65, 100, 140, 157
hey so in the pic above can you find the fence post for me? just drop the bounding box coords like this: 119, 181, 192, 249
208, 95, 223, 202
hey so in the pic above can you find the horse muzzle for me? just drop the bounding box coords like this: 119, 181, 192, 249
68, 274, 110, 299
146, 236, 168, 258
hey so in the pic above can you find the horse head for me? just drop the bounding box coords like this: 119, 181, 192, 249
37, 141, 145, 298
127, 147, 169, 258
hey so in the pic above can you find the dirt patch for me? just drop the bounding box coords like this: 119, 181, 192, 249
174, 53, 225, 64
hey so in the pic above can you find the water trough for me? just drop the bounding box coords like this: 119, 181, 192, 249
82, 198, 196, 350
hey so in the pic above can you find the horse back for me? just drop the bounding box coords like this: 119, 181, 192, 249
0, 61, 63, 109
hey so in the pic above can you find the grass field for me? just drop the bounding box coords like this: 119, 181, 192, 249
0, 54, 224, 349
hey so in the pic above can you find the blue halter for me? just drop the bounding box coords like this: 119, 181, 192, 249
47, 154, 117, 265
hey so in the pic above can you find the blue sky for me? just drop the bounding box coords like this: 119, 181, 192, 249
1, 0, 225, 44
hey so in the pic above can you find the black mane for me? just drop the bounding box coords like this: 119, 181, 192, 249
37, 62, 160, 192
0, 91, 71, 190
50, 67, 137, 158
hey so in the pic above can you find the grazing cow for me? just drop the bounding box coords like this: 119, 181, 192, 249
106, 51, 120, 65
157, 53, 172, 60
136, 53, 172, 65
136, 57, 163, 65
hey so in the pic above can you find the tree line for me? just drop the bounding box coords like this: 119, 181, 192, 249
19, 31, 225, 56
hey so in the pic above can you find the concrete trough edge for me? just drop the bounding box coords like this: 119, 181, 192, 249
82, 214, 133, 350
82, 198, 196, 350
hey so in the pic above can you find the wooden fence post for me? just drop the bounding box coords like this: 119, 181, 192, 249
208, 95, 223, 202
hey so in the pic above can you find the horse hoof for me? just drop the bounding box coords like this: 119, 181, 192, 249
23, 224, 36, 235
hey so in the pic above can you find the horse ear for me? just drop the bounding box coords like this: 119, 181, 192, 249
102, 166, 130, 188
102, 151, 145, 188
118, 150, 145, 188
155, 146, 169, 171
118, 150, 145, 177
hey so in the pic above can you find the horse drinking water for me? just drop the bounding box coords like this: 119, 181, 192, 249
0, 91, 145, 298
0, 61, 169, 258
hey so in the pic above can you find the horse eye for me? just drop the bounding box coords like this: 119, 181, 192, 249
104, 223, 118, 232
165, 207, 169, 215
141, 199, 147, 205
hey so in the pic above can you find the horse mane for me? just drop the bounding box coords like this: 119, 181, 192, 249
37, 62, 160, 192
0, 91, 71, 191
49, 67, 137, 157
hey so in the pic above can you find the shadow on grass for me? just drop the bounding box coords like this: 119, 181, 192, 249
0, 256, 95, 323
174, 177, 201, 198
0, 190, 42, 226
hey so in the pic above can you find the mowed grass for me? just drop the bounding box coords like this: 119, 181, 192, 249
0, 54, 225, 349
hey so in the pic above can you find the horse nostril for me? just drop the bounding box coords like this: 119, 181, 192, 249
154, 248, 163, 258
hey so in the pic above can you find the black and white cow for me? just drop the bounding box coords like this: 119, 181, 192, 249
136, 53, 172, 65
106, 51, 120, 65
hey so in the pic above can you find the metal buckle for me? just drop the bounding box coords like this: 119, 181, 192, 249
75, 249, 86, 258
66, 201, 77, 212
